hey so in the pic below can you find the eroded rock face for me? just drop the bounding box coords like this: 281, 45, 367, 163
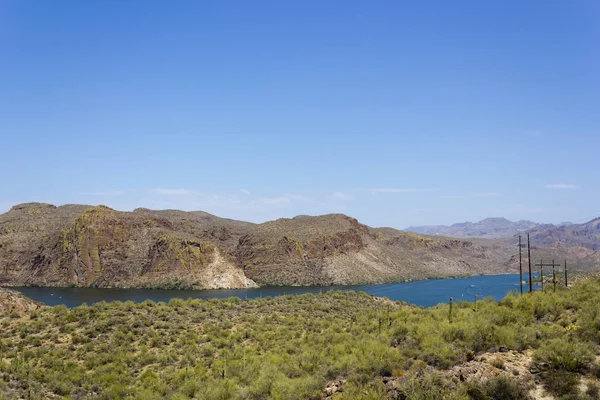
4, 203, 598, 289
236, 223, 367, 285
0, 204, 258, 289
447, 351, 534, 383
0, 288, 42, 315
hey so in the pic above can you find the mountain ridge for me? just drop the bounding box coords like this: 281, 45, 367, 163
406, 217, 543, 239
523, 217, 600, 251
1, 203, 598, 289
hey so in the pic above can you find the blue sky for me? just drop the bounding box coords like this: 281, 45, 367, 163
1, 1, 599, 228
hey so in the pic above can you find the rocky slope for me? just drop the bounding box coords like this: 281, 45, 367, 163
407, 217, 541, 239
237, 216, 514, 285
0, 287, 43, 314
525, 217, 600, 251
0, 203, 598, 289
0, 203, 255, 289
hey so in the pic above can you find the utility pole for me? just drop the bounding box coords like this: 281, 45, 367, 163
519, 235, 523, 295
540, 259, 544, 290
564, 259, 568, 287
552, 259, 556, 292
527, 233, 532, 293
535, 260, 561, 292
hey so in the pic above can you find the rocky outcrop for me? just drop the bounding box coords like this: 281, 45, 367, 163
236, 217, 368, 285
323, 351, 554, 400
0, 204, 257, 289
0, 288, 42, 315
1, 203, 598, 288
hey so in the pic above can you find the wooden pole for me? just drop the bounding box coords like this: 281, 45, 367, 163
540, 259, 544, 291
527, 233, 533, 293
519, 235, 523, 295
552, 259, 556, 292
564, 259, 568, 287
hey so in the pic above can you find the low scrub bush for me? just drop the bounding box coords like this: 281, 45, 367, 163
1, 277, 600, 399
465, 375, 529, 400
533, 337, 594, 372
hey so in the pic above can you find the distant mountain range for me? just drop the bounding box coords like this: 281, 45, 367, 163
406, 217, 599, 253
0, 204, 598, 289
406, 217, 543, 239
527, 218, 600, 251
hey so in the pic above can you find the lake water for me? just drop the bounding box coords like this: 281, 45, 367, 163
10, 274, 539, 308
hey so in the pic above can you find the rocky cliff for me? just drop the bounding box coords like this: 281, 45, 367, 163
0, 203, 597, 288
0, 287, 42, 314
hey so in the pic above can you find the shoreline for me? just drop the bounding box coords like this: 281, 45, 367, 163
2, 273, 530, 295
5, 273, 537, 309
0, 271, 528, 292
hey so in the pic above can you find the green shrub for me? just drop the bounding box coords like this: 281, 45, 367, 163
396, 371, 465, 400
539, 370, 581, 398
466, 375, 528, 400
2, 277, 600, 399
489, 358, 505, 370
587, 382, 600, 400
533, 338, 594, 372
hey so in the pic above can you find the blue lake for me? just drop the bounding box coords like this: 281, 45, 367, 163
10, 274, 539, 308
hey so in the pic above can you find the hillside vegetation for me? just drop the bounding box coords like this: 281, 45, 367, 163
1, 278, 600, 399
0, 203, 530, 289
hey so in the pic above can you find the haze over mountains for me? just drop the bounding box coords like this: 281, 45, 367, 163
0, 203, 598, 289
527, 217, 600, 251
407, 218, 551, 239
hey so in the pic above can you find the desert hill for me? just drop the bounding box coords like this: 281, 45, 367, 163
407, 217, 541, 239
0, 203, 598, 289
524, 217, 600, 251
0, 287, 42, 314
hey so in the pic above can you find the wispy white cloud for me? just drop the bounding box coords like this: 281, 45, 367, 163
368, 188, 439, 194
330, 191, 353, 201
151, 188, 193, 195
409, 208, 436, 214
79, 190, 125, 196
504, 204, 548, 214
288, 195, 314, 202
259, 195, 314, 206
545, 184, 580, 190
260, 196, 292, 206
143, 188, 318, 214
441, 191, 500, 200
474, 192, 500, 197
